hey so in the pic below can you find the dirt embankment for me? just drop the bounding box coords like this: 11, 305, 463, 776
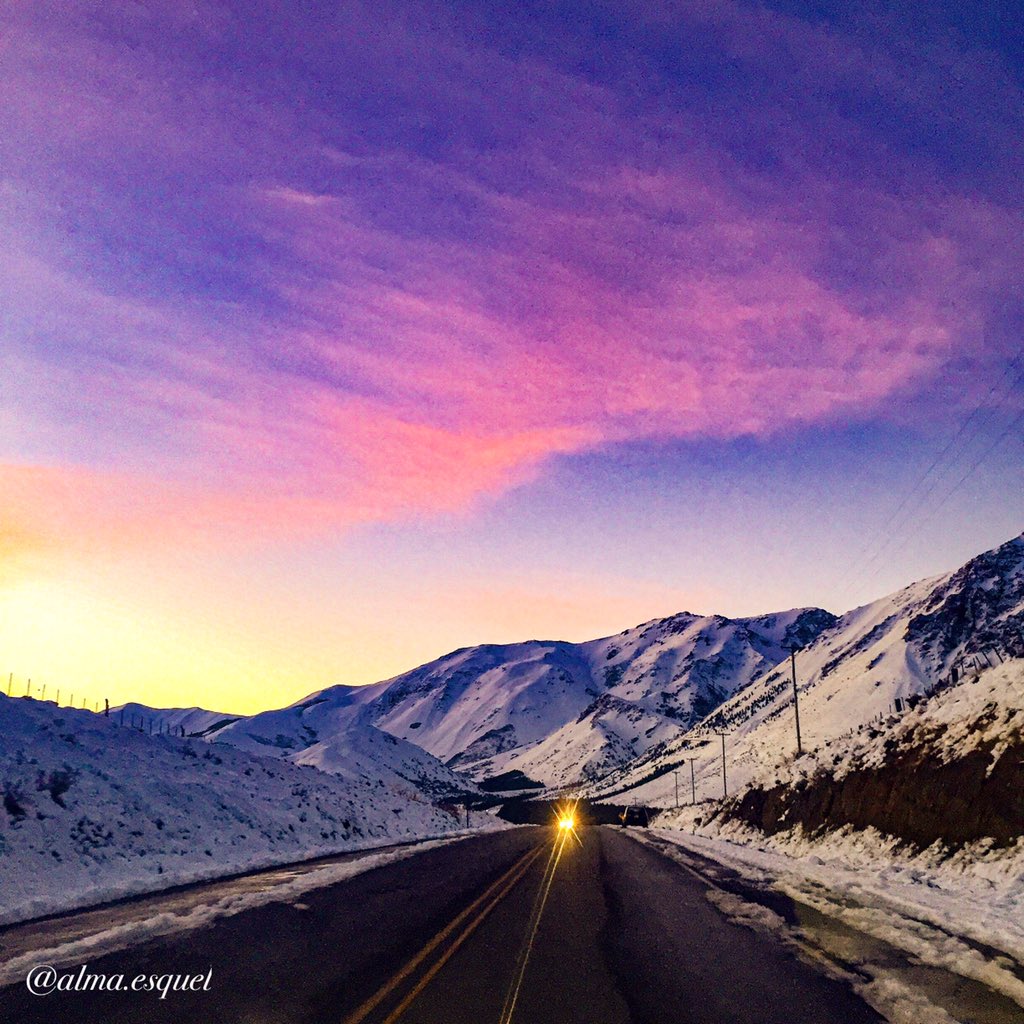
720, 721, 1024, 849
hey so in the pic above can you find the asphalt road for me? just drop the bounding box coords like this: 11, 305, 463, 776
0, 826, 885, 1024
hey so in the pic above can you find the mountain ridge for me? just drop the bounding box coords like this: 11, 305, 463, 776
120, 532, 1024, 795
197, 605, 837, 788
589, 532, 1024, 804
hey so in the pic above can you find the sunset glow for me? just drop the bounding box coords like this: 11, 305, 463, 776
3, 1, 1022, 713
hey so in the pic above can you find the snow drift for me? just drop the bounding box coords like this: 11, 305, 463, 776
0, 695, 469, 925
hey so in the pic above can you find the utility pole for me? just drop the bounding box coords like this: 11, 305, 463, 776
716, 732, 729, 798
41, 683, 46, 701
784, 642, 803, 755
688, 758, 697, 804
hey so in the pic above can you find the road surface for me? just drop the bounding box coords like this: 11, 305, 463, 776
0, 826, 889, 1023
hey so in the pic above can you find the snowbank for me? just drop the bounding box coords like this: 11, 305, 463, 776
635, 825, 1024, 1023
0, 695, 488, 925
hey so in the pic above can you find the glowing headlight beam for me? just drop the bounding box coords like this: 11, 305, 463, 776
555, 799, 583, 847
499, 799, 584, 1024
499, 830, 568, 1024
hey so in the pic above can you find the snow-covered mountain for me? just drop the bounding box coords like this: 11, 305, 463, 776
105, 532, 1024, 800
592, 533, 1024, 806
114, 703, 239, 738
212, 607, 835, 789
0, 694, 470, 925
207, 695, 473, 798
120, 696, 471, 800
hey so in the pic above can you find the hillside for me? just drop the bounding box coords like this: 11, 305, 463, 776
717, 657, 1024, 848
213, 607, 835, 789
0, 695, 469, 925
118, 697, 473, 799
589, 533, 1024, 807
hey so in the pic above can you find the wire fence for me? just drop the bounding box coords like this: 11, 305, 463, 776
809, 645, 1011, 747
2, 672, 190, 738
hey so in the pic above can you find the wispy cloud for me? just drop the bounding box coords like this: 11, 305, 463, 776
3, 0, 1022, 561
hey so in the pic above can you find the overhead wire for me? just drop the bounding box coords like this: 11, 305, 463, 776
838, 348, 1024, 603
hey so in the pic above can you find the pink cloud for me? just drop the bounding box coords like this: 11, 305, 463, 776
3, 0, 1023, 562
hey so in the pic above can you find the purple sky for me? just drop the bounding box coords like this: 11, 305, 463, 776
2, 1, 1023, 711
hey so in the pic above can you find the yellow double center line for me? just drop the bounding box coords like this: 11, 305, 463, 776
341, 841, 547, 1024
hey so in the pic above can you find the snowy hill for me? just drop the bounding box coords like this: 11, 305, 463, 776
114, 703, 240, 738
591, 533, 1024, 806
0, 695, 470, 925
206, 694, 473, 799
231, 607, 835, 789
719, 656, 1024, 846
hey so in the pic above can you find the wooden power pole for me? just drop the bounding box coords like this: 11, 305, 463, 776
785, 643, 803, 755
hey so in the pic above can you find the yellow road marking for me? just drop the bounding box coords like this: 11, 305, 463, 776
341, 841, 546, 1024
499, 799, 580, 1024
377, 852, 541, 1024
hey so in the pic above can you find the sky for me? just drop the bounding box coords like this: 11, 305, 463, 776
2, 0, 1023, 714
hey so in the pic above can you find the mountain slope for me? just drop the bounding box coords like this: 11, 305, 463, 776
236, 606, 836, 789
114, 703, 239, 738
0, 694, 467, 925
204, 694, 473, 799
592, 533, 1024, 805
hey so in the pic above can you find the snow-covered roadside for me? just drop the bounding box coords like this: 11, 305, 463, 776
637, 822, 1024, 1023
0, 695, 499, 926
0, 834, 475, 987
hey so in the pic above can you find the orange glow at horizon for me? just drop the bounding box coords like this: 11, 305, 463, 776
0, 547, 710, 716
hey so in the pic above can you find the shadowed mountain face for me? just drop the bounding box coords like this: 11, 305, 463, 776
903, 534, 1024, 664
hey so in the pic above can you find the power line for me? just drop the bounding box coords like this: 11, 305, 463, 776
858, 403, 1024, 594
840, 351, 1024, 602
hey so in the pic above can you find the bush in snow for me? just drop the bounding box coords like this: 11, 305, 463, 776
36, 765, 79, 808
